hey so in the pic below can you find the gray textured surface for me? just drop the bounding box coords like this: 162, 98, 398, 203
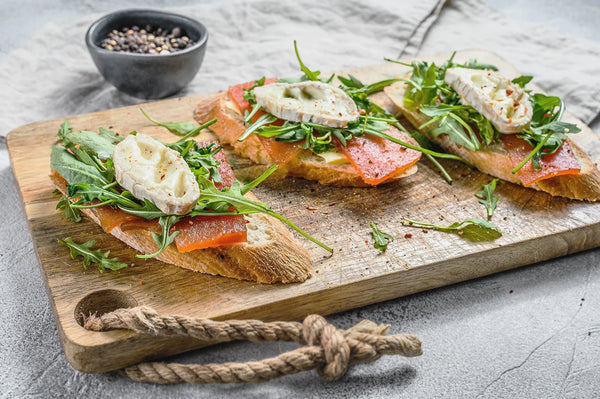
2, 1, 600, 398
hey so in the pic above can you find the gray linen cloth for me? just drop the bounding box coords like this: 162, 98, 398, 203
0, 0, 444, 138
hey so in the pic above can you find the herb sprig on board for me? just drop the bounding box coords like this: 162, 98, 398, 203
402, 217, 502, 242
369, 222, 394, 252
58, 237, 128, 272
476, 179, 500, 219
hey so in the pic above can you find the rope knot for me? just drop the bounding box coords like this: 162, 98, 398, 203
302, 315, 350, 381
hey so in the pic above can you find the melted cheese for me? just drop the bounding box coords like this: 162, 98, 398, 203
444, 68, 532, 134
253, 81, 359, 128
113, 134, 200, 215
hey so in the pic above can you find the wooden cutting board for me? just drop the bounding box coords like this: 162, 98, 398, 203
8, 50, 600, 374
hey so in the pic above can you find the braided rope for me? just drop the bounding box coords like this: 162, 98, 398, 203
83, 306, 422, 384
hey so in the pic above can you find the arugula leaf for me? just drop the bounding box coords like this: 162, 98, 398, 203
294, 40, 327, 82
420, 105, 482, 151
140, 108, 197, 135
512, 94, 580, 172
58, 237, 128, 272
243, 76, 266, 104
59, 130, 116, 160
369, 222, 394, 252
98, 127, 125, 144
402, 217, 502, 242
67, 183, 139, 208
50, 146, 109, 186
118, 199, 165, 220
137, 216, 181, 259
276, 41, 334, 84
168, 141, 223, 183
58, 121, 72, 142
511, 75, 533, 88
56, 194, 82, 222
456, 59, 499, 71
476, 179, 500, 219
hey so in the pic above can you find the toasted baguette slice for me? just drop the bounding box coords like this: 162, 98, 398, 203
194, 92, 418, 187
384, 82, 600, 201
51, 175, 312, 284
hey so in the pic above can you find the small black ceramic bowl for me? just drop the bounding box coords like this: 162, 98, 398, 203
86, 9, 208, 99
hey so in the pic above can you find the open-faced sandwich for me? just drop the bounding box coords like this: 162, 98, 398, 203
50, 119, 331, 284
384, 54, 600, 201
194, 42, 428, 187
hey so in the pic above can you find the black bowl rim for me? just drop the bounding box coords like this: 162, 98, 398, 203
85, 8, 208, 58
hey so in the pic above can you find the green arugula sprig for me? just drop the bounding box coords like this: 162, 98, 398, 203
58, 237, 128, 272
369, 222, 394, 252
512, 75, 533, 89
402, 217, 502, 242
512, 94, 580, 172
137, 216, 181, 259
140, 108, 197, 135
476, 179, 500, 219
243, 76, 267, 103
56, 193, 82, 222
276, 40, 334, 84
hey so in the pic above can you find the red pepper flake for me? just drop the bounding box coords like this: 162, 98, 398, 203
404, 233, 412, 238
328, 202, 336, 206
509, 290, 513, 294
140, 280, 144, 285
506, 89, 513, 96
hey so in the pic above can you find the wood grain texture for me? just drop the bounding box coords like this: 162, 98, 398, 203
7, 50, 600, 373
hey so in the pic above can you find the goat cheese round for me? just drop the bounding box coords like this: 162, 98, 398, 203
444, 68, 533, 134
113, 133, 200, 215
253, 81, 359, 128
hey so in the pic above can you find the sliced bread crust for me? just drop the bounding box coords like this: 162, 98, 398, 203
194, 92, 418, 187
51, 175, 312, 284
384, 82, 600, 201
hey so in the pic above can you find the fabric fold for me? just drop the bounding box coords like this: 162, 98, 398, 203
0, 0, 444, 137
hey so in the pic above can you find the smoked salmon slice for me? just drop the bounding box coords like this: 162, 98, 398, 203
174, 141, 247, 250
173, 214, 247, 252
335, 127, 421, 185
502, 134, 581, 187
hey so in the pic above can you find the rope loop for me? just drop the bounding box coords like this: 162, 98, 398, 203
83, 306, 422, 384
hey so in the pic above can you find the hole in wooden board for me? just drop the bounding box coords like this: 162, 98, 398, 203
74, 289, 138, 327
